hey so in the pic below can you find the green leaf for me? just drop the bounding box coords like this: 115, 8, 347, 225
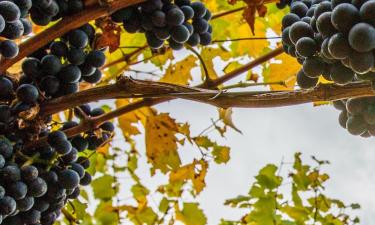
92, 175, 116, 200
176, 202, 207, 225
212, 146, 230, 164
255, 164, 282, 190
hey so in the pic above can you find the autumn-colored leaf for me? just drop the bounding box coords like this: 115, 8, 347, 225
145, 112, 181, 174
94, 19, 122, 52
159, 55, 197, 85
264, 52, 300, 90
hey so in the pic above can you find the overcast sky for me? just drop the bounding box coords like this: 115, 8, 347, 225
153, 99, 375, 224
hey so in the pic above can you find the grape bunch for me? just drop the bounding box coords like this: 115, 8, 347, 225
0, 72, 113, 224
110, 0, 213, 50
333, 97, 375, 137
281, 0, 375, 89
20, 23, 105, 98
0, 0, 33, 59
30, 0, 84, 26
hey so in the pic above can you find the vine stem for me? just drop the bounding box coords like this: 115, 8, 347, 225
30, 47, 285, 147
0, 0, 146, 73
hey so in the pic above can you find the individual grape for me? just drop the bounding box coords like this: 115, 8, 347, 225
331, 0, 351, 9
363, 105, 375, 124
22, 58, 42, 78
79, 62, 96, 76
0, 1, 20, 22
13, 0, 32, 10
1, 20, 24, 39
82, 68, 102, 84
291, 1, 308, 17
320, 38, 334, 59
21, 209, 41, 224
166, 7, 185, 26
192, 18, 209, 34
327, 33, 351, 59
0, 196, 17, 215
8, 181, 27, 200
0, 15, 5, 33
47, 131, 67, 144
111, 7, 135, 23
289, 21, 314, 44
16, 196, 34, 212
123, 18, 141, 33
295, 37, 318, 57
282, 13, 300, 28
40, 76, 60, 96
77, 156, 90, 169
67, 48, 86, 65
27, 177, 47, 197
16, 84, 39, 104
184, 22, 194, 35
60, 82, 79, 95
338, 110, 348, 128
41, 55, 62, 75
21, 165, 38, 181
316, 12, 337, 37
68, 29, 89, 48
141, 0, 163, 13
53, 139, 72, 155
171, 25, 190, 43
351, 0, 370, 9
154, 27, 171, 40
303, 57, 325, 77
140, 15, 153, 31
151, 10, 166, 27
330, 63, 354, 84
346, 115, 367, 135
360, 0, 375, 26
90, 107, 105, 117
86, 50, 106, 68
67, 0, 84, 14
20, 18, 32, 35
0, 155, 4, 169
348, 23, 375, 52
313, 1, 331, 18
175, 0, 190, 6
356, 71, 375, 81
191, 1, 207, 18
100, 121, 115, 132
181, 5, 194, 19
79, 172, 92, 186
0, 76, 13, 99
58, 169, 80, 189
296, 69, 318, 88
301, 16, 311, 24
333, 100, 346, 110
0, 138, 13, 159
331, 3, 360, 33
282, 27, 293, 45
146, 31, 164, 49
58, 65, 82, 83
346, 97, 366, 115
306, 5, 316, 17
187, 32, 200, 46
349, 51, 374, 74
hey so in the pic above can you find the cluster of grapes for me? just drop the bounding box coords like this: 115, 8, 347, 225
281, 0, 375, 89
30, 0, 84, 26
333, 97, 375, 137
20, 24, 105, 98
111, 0, 213, 50
0, 72, 113, 224
0, 0, 33, 59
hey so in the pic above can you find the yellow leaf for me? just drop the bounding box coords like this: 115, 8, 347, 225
265, 53, 300, 90
169, 160, 208, 195
159, 55, 197, 85
145, 113, 181, 174
200, 47, 231, 81
218, 108, 242, 134
116, 99, 152, 136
